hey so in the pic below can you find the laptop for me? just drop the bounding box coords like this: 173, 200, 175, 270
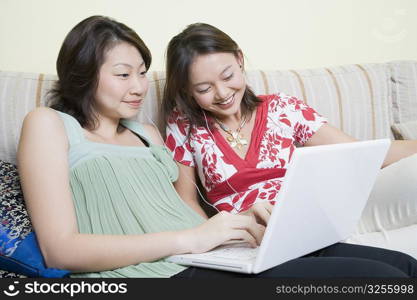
166, 139, 391, 274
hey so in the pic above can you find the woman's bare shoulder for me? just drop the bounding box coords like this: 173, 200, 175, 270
141, 123, 164, 145
22, 107, 67, 133
24, 107, 61, 123
20, 107, 68, 147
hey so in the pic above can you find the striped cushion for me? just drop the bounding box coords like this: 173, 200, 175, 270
137, 71, 165, 131
245, 63, 393, 141
0, 71, 165, 165
391, 121, 417, 140
0, 72, 55, 165
389, 61, 417, 123
147, 65, 394, 141
1, 62, 413, 165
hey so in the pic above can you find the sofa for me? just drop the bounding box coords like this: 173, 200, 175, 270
1, 60, 417, 277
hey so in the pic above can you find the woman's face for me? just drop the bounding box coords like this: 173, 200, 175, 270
94, 42, 149, 120
188, 52, 246, 120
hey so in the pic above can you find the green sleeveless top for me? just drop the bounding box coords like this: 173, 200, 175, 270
56, 111, 204, 278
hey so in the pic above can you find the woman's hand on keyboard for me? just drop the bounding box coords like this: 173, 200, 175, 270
183, 211, 265, 254
239, 202, 273, 226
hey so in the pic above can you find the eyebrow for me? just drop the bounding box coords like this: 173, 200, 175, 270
193, 65, 232, 87
112, 61, 145, 68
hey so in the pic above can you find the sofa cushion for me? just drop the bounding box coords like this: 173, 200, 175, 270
345, 153, 417, 259
391, 121, 417, 140
0, 72, 56, 165
245, 63, 394, 141
0, 160, 70, 277
0, 71, 165, 165
389, 61, 417, 123
1, 62, 410, 164
0, 269, 26, 278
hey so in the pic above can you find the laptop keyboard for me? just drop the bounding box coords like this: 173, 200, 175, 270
202, 246, 259, 261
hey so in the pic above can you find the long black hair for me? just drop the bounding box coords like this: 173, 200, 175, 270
48, 15, 151, 129
162, 23, 261, 131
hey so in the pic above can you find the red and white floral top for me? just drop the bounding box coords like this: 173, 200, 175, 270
165, 92, 327, 213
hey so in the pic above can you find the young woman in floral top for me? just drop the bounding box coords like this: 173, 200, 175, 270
158, 23, 417, 278
162, 23, 417, 224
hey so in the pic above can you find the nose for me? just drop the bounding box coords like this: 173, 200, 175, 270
130, 74, 148, 96
214, 83, 230, 100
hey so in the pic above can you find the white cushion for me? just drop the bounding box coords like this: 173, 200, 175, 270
392, 121, 417, 140
345, 153, 417, 258
246, 63, 393, 141
389, 60, 417, 123
345, 224, 417, 259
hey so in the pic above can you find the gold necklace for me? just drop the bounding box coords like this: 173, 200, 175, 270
215, 115, 248, 149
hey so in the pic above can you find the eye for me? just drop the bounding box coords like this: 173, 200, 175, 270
117, 73, 129, 78
224, 73, 234, 81
139, 70, 147, 77
197, 87, 210, 94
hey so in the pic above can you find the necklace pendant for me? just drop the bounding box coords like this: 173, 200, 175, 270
230, 141, 238, 148
227, 132, 240, 148
237, 133, 248, 146
235, 137, 248, 149
239, 137, 248, 146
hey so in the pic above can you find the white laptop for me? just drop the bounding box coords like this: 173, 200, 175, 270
166, 139, 391, 274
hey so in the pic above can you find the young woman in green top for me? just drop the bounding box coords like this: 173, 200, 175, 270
17, 15, 417, 278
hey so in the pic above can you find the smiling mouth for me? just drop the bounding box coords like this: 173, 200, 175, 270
215, 93, 235, 105
123, 100, 142, 104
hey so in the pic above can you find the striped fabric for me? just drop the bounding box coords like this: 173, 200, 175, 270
389, 61, 417, 124
0, 71, 165, 165
1, 61, 416, 165
0, 72, 56, 165
391, 121, 417, 140
137, 71, 166, 132
245, 64, 393, 141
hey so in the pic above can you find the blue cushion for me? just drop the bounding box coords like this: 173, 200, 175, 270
0, 160, 69, 278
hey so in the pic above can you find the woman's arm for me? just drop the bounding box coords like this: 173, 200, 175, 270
17, 109, 192, 271
383, 140, 417, 167
143, 124, 209, 219
303, 123, 357, 146
174, 163, 209, 219
18, 111, 257, 272
304, 124, 417, 167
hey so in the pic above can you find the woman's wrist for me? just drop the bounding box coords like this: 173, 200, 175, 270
173, 228, 196, 255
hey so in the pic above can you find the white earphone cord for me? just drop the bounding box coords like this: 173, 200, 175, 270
144, 110, 274, 215
143, 111, 219, 213
203, 111, 276, 208
202, 111, 242, 213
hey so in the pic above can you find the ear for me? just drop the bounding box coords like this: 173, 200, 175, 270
236, 50, 244, 69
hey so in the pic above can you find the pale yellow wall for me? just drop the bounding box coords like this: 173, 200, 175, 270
0, 0, 416, 74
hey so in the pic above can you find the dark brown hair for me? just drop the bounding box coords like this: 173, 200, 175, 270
161, 23, 261, 131
48, 15, 151, 129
